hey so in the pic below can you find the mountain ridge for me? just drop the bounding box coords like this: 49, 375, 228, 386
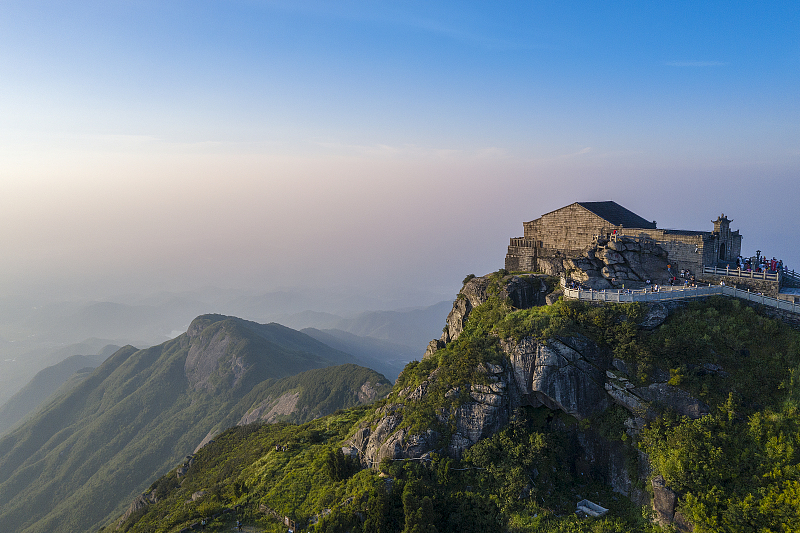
0, 315, 390, 533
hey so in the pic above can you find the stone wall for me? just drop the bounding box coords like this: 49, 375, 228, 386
524, 204, 616, 254
622, 230, 706, 276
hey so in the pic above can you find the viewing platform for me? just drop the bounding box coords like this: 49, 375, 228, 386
701, 265, 780, 282
562, 284, 800, 315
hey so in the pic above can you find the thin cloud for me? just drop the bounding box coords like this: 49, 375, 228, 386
666, 60, 729, 67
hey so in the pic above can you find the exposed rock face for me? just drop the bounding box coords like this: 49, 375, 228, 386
503, 335, 610, 419
184, 315, 254, 393
358, 381, 381, 402
354, 333, 611, 465
185, 326, 233, 392
576, 430, 651, 506
350, 405, 416, 466
634, 383, 710, 419
652, 475, 694, 531
606, 371, 710, 422
367, 273, 706, 529
118, 491, 157, 528
238, 391, 301, 425
503, 275, 550, 309
358, 288, 706, 477
439, 276, 491, 345
638, 303, 669, 330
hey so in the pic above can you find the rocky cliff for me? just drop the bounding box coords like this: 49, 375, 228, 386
351, 272, 707, 527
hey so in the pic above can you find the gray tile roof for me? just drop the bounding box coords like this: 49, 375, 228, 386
577, 201, 657, 229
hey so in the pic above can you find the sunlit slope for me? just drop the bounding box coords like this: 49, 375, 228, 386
0, 314, 387, 533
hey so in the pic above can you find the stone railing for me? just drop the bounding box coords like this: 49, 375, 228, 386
702, 265, 779, 282
562, 285, 800, 315
508, 238, 537, 247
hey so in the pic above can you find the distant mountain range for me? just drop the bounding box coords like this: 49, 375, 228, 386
0, 291, 449, 405
300, 327, 415, 382
275, 300, 452, 350
0, 314, 391, 533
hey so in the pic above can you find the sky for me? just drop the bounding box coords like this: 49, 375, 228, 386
1, 1, 798, 308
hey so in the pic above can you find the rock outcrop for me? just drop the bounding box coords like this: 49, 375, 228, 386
184, 315, 252, 393
503, 334, 610, 420
427, 274, 553, 358
117, 490, 158, 528
238, 391, 301, 425
370, 273, 704, 464
538, 235, 670, 289
353, 331, 612, 466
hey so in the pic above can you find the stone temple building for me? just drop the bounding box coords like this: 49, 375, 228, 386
505, 201, 742, 280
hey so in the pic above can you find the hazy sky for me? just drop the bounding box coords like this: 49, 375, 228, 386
1, 1, 798, 306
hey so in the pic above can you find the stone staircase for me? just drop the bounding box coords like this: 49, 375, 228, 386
782, 269, 800, 289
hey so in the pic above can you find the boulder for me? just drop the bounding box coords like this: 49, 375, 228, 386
423, 339, 446, 359
606, 240, 627, 252
584, 276, 613, 290
633, 383, 710, 419
118, 490, 158, 526
576, 431, 650, 505
651, 475, 677, 524
652, 476, 693, 530
600, 249, 625, 265
638, 303, 669, 330
545, 289, 563, 305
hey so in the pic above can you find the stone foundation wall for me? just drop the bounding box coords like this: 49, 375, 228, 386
759, 305, 800, 330
505, 240, 537, 271
697, 275, 780, 298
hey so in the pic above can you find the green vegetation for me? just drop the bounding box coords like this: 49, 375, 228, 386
638, 298, 800, 410
641, 396, 800, 532
115, 406, 656, 533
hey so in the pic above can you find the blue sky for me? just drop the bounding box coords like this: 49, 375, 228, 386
0, 1, 798, 305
